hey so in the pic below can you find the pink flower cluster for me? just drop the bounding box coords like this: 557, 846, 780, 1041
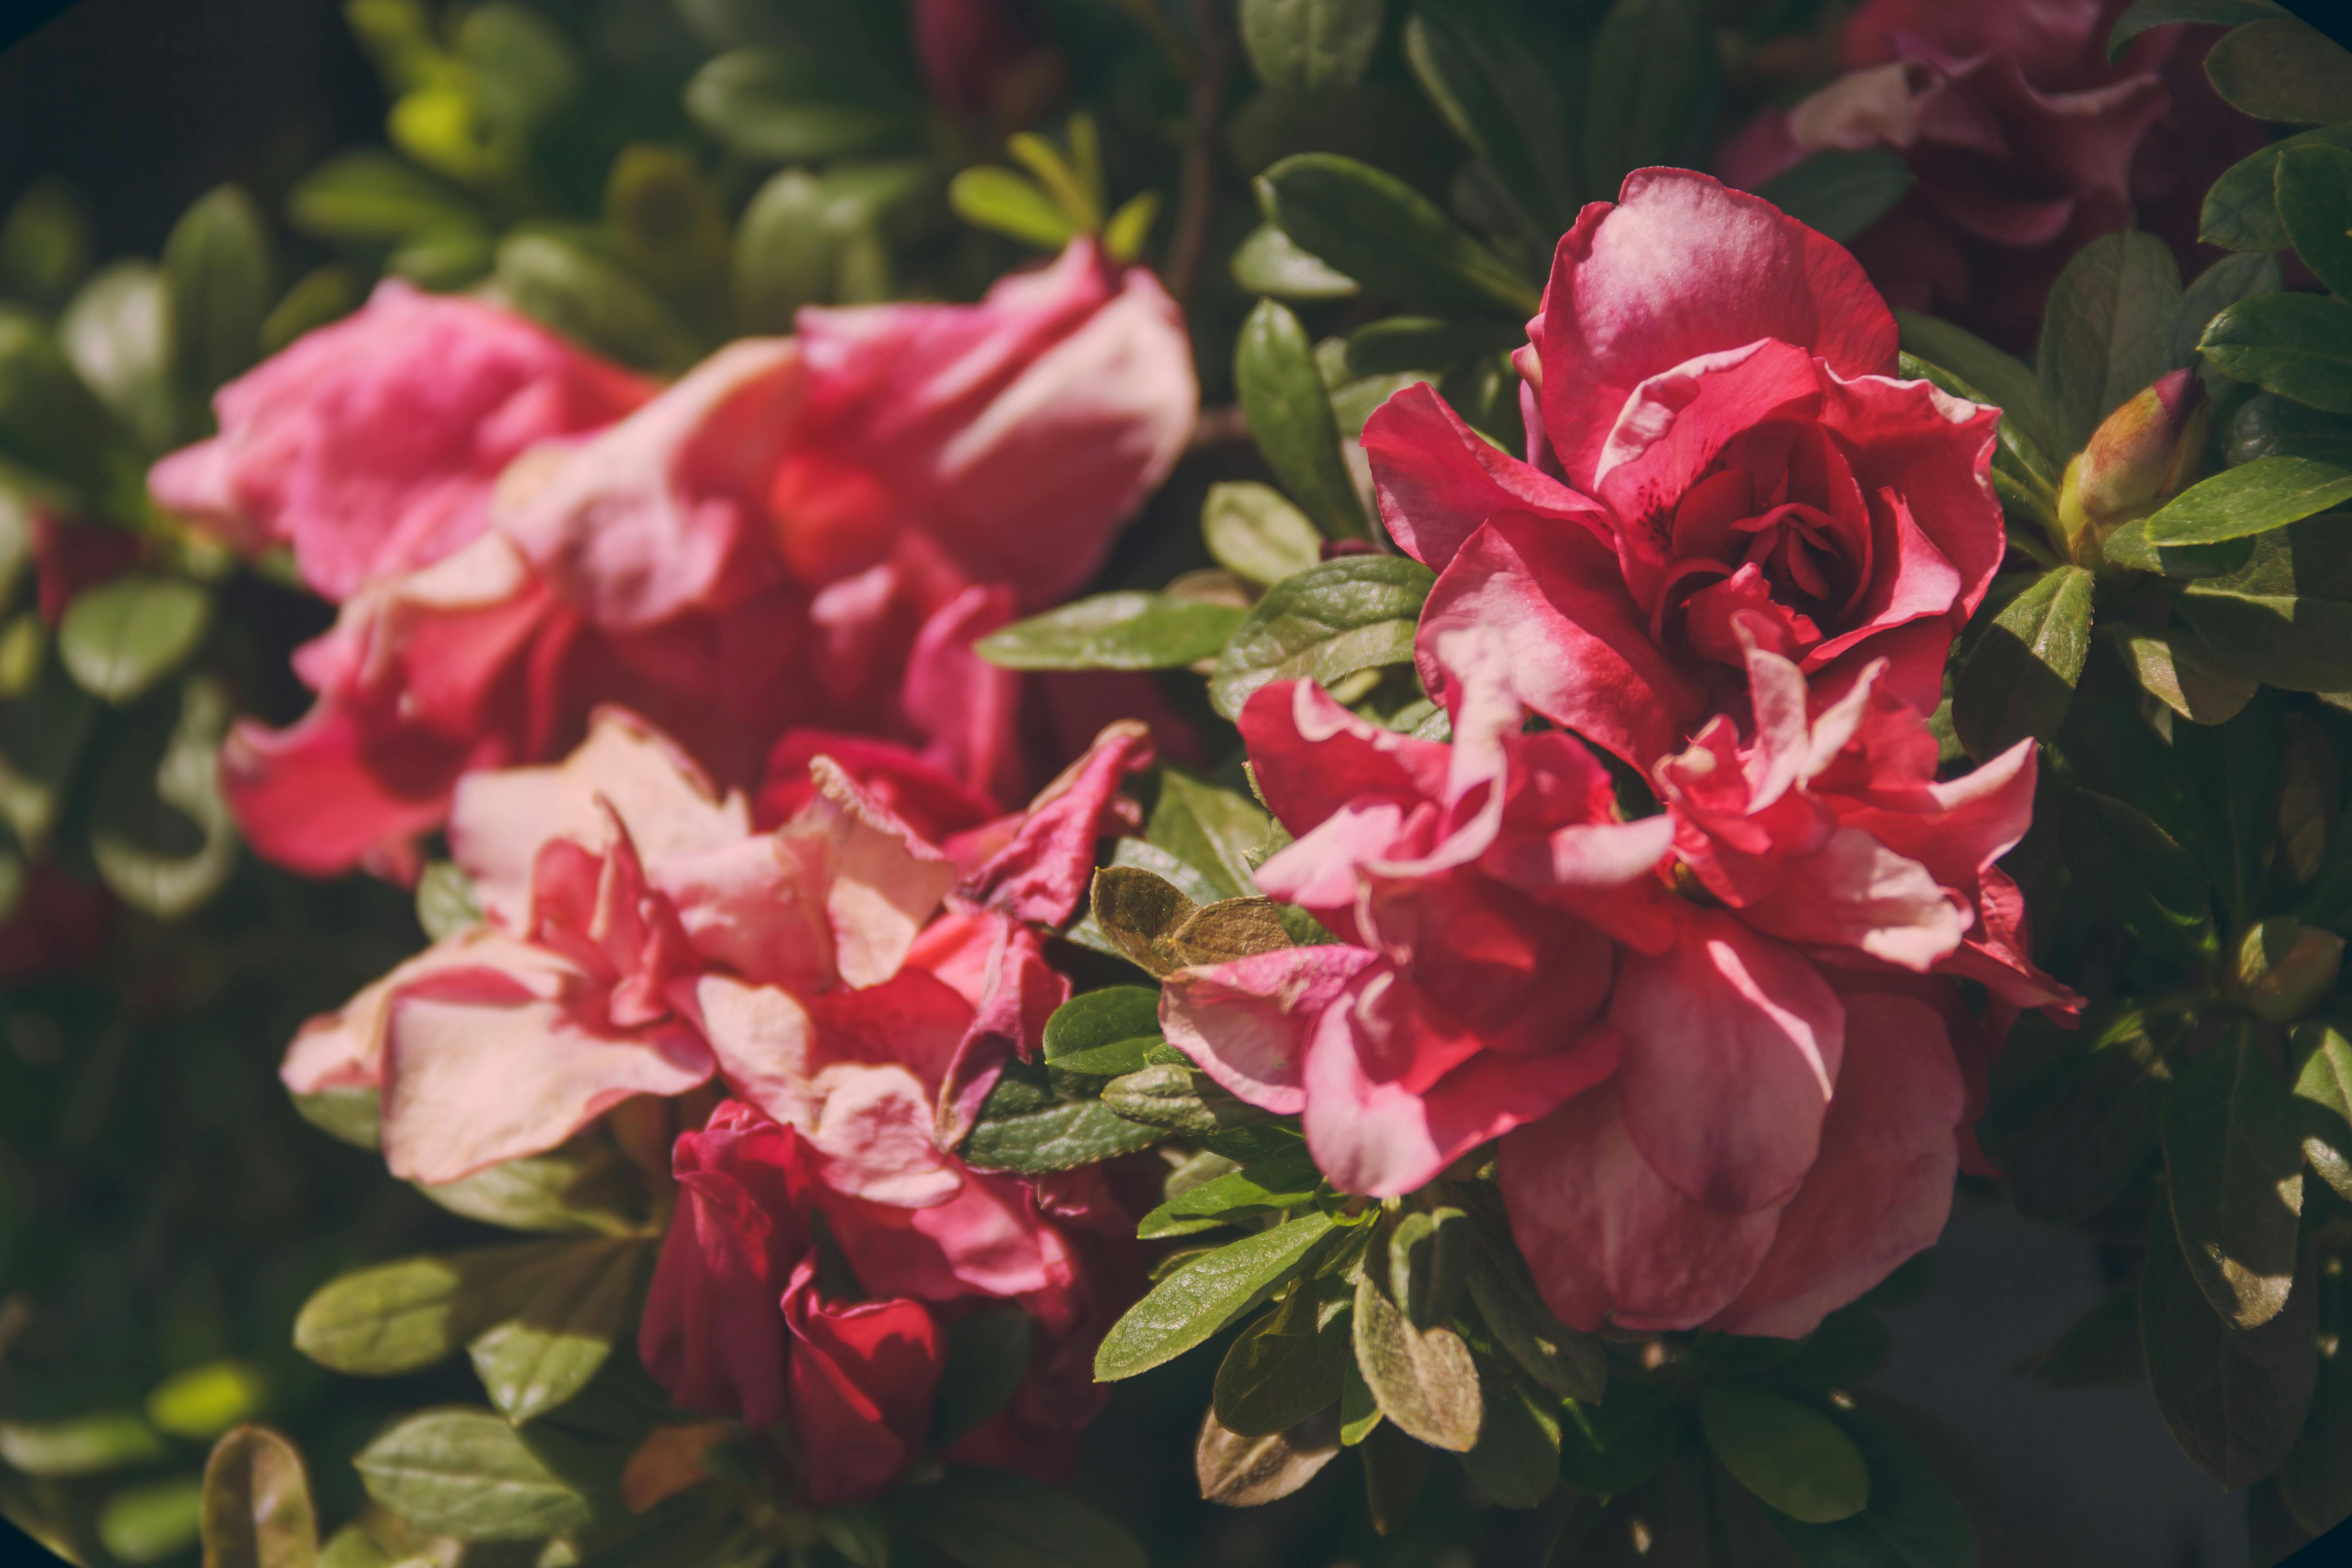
1166, 170, 2073, 1338
155, 241, 1195, 881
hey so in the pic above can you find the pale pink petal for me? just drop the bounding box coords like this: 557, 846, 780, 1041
784, 759, 958, 988
1159, 945, 1382, 1115
804, 1063, 964, 1207
1736, 826, 1968, 970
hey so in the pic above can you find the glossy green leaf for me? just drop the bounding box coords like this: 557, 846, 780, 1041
1210, 555, 1433, 720
2038, 231, 2181, 453
286, 151, 480, 244
2203, 125, 2352, 252
1583, 0, 1705, 199
2293, 1024, 2352, 1204
2179, 519, 2352, 690
962, 1060, 1168, 1174
949, 168, 1076, 250
975, 592, 1244, 671
1980, 1006, 2177, 1228
291, 1241, 581, 1376
1256, 155, 1541, 318
1240, 0, 1384, 94
1759, 1411, 1975, 1568
1755, 150, 1915, 244
2117, 626, 2257, 727
1204, 481, 1324, 589
1138, 1157, 1323, 1240
495, 235, 697, 373
352, 1408, 598, 1541
2200, 293, 2352, 413
1700, 1385, 1869, 1524
2171, 252, 2282, 374
147, 1361, 265, 1441
2227, 394, 2352, 468
1147, 770, 1273, 901
61, 261, 179, 451
2204, 17, 2352, 124
931, 1309, 1033, 1448
1230, 224, 1358, 301
1403, 0, 1578, 229
683, 49, 909, 162
887, 1468, 1146, 1568
1215, 1286, 1352, 1437
1460, 1374, 1561, 1510
1100, 1062, 1271, 1136
0, 1412, 166, 1477
2109, 0, 2283, 57
1893, 353, 2059, 540
2163, 1024, 2305, 1328
199, 1426, 319, 1568
2277, 142, 2352, 299
165, 185, 274, 399
1463, 1234, 1606, 1403
1950, 566, 2094, 760
2145, 456, 2352, 545
468, 1239, 646, 1422
1352, 1264, 1481, 1452
1096, 1211, 1338, 1380
99, 1476, 204, 1566
57, 575, 211, 706
1236, 297, 1369, 543
1041, 980, 1165, 1078
2141, 1199, 2318, 1488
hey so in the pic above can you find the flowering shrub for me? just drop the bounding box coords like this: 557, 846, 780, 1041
5, 0, 2352, 1566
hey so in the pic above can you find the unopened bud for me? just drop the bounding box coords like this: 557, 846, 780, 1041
2237, 917, 2346, 1024
2059, 368, 2208, 564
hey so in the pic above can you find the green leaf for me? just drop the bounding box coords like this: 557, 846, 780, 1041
683, 49, 909, 162
2278, 142, 2352, 300
1194, 1409, 1342, 1505
1236, 297, 1370, 543
1463, 1232, 1606, 1403
1230, 224, 1359, 301
147, 1361, 266, 1441
98, 1476, 205, 1566
61, 261, 180, 451
1100, 1062, 1272, 1136
2062, 789, 2217, 967
2145, 456, 2352, 545
1583, 0, 1705, 199
0, 180, 93, 306
2110, 0, 2283, 57
2292, 1023, 2352, 1204
2179, 518, 2352, 690
1147, 770, 1273, 901
1256, 154, 1541, 318
0, 642, 97, 854
2279, 1252, 2352, 1537
2201, 292, 2352, 414
887, 1469, 1146, 1568
353, 1408, 599, 1541
495, 235, 697, 373
1700, 1385, 1869, 1524
200, 1427, 319, 1568
88, 675, 239, 920
291, 1086, 382, 1150
1980, 1006, 2178, 1228
1404, 0, 1577, 230
1556, 1382, 1684, 1499
1096, 1212, 1339, 1380
0, 306, 118, 497
459, 2, 579, 138
386, 230, 496, 292
1102, 191, 1160, 262
2163, 1024, 2305, 1329
416, 860, 482, 942
1460, 1373, 1561, 1509
2203, 125, 2352, 252
57, 575, 211, 705
1138, 1159, 1323, 1240
262, 264, 363, 356
286, 151, 480, 244
1759, 1411, 1975, 1568
1352, 1263, 1481, 1452
1210, 555, 1433, 721
931, 1309, 1033, 1448
0, 1412, 165, 1477
1388, 1207, 1467, 1332
2116, 626, 2257, 727
2204, 17, 2352, 124
975, 592, 1244, 671
2227, 393, 2352, 468
1340, 1356, 1381, 1446
1203, 481, 1327, 589
1342, 317, 1524, 380
1950, 566, 2094, 760
2171, 252, 2282, 373
165, 185, 274, 400
961, 1060, 1167, 1173
949, 168, 1077, 250
292, 1242, 581, 1376
468, 1239, 646, 1422
1240, 0, 1384, 94
732, 170, 833, 332
1041, 981, 1165, 1080
1754, 150, 1915, 244
2141, 1199, 2318, 1488
2038, 231, 2181, 454
1214, 1286, 1352, 1436
2019, 1283, 2146, 1389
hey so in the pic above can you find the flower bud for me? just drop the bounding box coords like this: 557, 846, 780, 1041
2236, 917, 2346, 1024
2058, 368, 2208, 564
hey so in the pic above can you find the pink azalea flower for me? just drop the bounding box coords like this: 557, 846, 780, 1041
203, 242, 1196, 880
1367, 169, 2003, 772
1717, 0, 2266, 350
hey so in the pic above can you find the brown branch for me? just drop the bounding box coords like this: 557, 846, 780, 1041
1164, 0, 1234, 309
1187, 404, 1251, 451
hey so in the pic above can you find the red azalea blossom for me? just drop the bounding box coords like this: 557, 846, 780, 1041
1368, 169, 2005, 775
